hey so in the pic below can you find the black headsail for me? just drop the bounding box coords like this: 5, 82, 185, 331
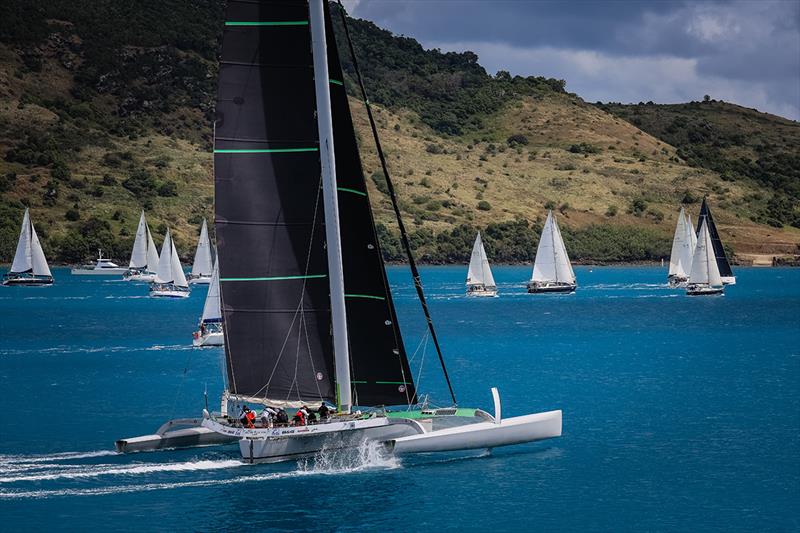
215, 0, 334, 403
696, 198, 733, 278
323, 2, 416, 407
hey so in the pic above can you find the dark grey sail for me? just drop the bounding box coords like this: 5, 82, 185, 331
696, 198, 733, 278
323, 2, 416, 407
215, 0, 416, 407
215, 0, 334, 403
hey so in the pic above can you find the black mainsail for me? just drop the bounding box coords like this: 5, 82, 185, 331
215, 0, 415, 407
324, 3, 416, 407
696, 198, 733, 279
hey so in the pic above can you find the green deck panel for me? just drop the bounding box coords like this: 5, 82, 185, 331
385, 408, 478, 419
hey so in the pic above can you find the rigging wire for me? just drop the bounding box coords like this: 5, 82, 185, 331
335, 0, 457, 405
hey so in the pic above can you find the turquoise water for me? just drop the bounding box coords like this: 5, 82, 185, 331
0, 266, 798, 531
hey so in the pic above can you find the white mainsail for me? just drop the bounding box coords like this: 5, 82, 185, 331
10, 208, 32, 273
466, 232, 496, 288
201, 261, 221, 322
29, 217, 51, 277
668, 207, 690, 278
129, 211, 149, 269
191, 219, 213, 277
531, 211, 575, 284
170, 237, 188, 288
689, 219, 722, 286
154, 230, 174, 284
146, 227, 159, 272
686, 213, 698, 253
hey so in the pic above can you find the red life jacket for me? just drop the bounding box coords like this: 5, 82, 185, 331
245, 411, 255, 428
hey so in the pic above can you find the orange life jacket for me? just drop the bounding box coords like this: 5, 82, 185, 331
245, 411, 255, 428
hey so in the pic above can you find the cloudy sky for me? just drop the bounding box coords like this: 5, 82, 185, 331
342, 0, 800, 120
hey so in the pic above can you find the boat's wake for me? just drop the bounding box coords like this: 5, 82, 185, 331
0, 442, 401, 500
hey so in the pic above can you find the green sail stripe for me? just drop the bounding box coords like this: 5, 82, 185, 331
344, 293, 386, 301
221, 274, 327, 282
351, 380, 368, 384
337, 187, 367, 197
225, 21, 308, 26
329, 79, 344, 86
375, 381, 409, 385
214, 148, 318, 154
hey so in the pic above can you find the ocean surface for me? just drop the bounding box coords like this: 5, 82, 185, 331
0, 266, 798, 531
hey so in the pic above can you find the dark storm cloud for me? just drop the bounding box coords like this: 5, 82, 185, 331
344, 0, 800, 119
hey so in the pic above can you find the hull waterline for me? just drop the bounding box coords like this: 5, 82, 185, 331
193, 331, 224, 347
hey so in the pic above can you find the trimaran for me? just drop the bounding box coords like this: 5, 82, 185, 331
117, 0, 561, 462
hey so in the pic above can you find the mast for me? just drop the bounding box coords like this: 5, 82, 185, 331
310, 0, 351, 413
550, 212, 558, 282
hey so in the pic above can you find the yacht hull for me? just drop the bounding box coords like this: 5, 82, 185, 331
70, 268, 128, 276
466, 286, 497, 297
2, 275, 53, 286
721, 276, 736, 285
189, 276, 212, 285
527, 282, 576, 294
123, 271, 157, 282
686, 286, 724, 296
150, 289, 190, 299
193, 331, 224, 347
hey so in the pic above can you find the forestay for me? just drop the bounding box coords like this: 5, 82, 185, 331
29, 216, 51, 277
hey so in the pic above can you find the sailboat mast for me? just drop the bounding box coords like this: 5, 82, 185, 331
310, 0, 352, 413
550, 213, 559, 283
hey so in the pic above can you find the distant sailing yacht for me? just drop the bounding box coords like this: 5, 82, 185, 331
466, 232, 497, 297
528, 210, 576, 293
2, 208, 53, 286
667, 207, 695, 287
687, 219, 724, 296
123, 211, 160, 282
696, 198, 735, 285
149, 229, 190, 298
193, 261, 224, 347
188, 219, 214, 285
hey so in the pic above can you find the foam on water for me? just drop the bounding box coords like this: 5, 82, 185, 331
297, 439, 401, 474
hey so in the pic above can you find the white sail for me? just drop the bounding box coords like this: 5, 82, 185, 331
191, 219, 213, 277
532, 211, 574, 283
201, 261, 221, 322
686, 213, 698, 254
682, 211, 697, 274
689, 220, 722, 286
466, 232, 496, 288
552, 215, 575, 283
146, 227, 159, 272
29, 217, 51, 277
10, 208, 32, 273
154, 230, 173, 284
170, 237, 188, 288
129, 211, 149, 268
668, 207, 689, 278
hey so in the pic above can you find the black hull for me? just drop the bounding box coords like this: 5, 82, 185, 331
527, 284, 576, 294
2, 276, 53, 287
686, 288, 724, 296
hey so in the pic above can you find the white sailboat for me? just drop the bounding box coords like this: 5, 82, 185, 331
123, 211, 159, 282
192, 261, 223, 346
686, 219, 724, 296
667, 207, 695, 287
466, 232, 497, 297
116, 0, 561, 460
2, 208, 53, 286
528, 210, 576, 293
149, 229, 190, 298
71, 249, 128, 275
188, 219, 214, 285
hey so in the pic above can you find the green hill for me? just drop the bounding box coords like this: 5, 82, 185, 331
0, 1, 798, 265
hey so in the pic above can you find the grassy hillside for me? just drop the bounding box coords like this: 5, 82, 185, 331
0, 1, 798, 265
